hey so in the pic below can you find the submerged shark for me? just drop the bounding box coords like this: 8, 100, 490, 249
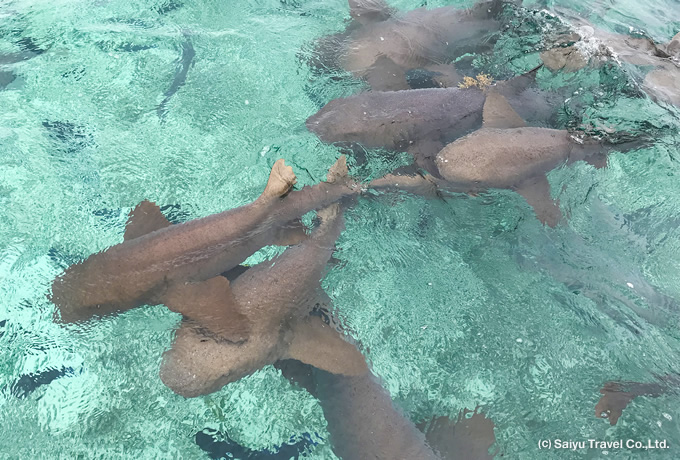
306, 67, 560, 174
157, 36, 195, 120
540, 15, 680, 106
309, 0, 507, 91
370, 91, 642, 226
159, 202, 368, 397
277, 359, 497, 460
51, 157, 359, 341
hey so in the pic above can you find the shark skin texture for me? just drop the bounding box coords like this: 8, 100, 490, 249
309, 0, 507, 91
159, 201, 368, 398
50, 156, 360, 341
369, 90, 643, 227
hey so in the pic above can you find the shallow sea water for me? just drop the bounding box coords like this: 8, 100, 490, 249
1, 0, 679, 458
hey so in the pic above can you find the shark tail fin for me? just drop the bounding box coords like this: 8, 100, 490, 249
418, 408, 498, 460
261, 159, 297, 201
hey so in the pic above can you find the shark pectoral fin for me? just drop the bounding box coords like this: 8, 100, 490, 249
418, 408, 497, 460
161, 276, 250, 343
482, 90, 526, 129
514, 175, 561, 227
584, 152, 608, 169
285, 316, 368, 376
124, 200, 172, 241
260, 159, 297, 201
363, 55, 409, 91
273, 219, 309, 246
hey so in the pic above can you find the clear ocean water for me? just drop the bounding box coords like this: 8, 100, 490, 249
1, 0, 679, 458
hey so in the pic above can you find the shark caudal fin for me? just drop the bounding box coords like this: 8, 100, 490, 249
260, 159, 297, 201
124, 200, 172, 241
482, 90, 527, 129
285, 315, 368, 376
418, 408, 498, 460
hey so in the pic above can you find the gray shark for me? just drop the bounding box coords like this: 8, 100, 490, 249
306, 68, 558, 174
370, 91, 641, 226
51, 157, 359, 340
0, 37, 47, 90
159, 202, 368, 397
277, 359, 497, 460
310, 0, 507, 91
157, 37, 195, 119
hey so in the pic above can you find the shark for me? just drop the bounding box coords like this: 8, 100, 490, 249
539, 15, 680, 106
157, 36, 195, 120
369, 90, 643, 226
309, 0, 508, 91
306, 67, 561, 174
50, 156, 359, 341
158, 202, 369, 397
0, 37, 47, 90
277, 359, 497, 460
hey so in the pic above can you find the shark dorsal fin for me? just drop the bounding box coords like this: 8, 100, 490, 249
667, 32, 680, 57
124, 200, 172, 241
482, 90, 526, 129
260, 159, 297, 202
326, 155, 348, 183
285, 316, 368, 376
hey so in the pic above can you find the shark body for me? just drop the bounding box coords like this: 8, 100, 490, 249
310, 0, 506, 91
159, 202, 368, 397
51, 157, 358, 340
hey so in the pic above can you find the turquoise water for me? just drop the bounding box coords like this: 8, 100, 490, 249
1, 0, 679, 458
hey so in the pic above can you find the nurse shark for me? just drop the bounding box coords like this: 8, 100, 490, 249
278, 359, 498, 460
540, 14, 680, 106
309, 0, 508, 91
306, 66, 561, 174
51, 156, 359, 341
159, 201, 368, 397
369, 91, 644, 226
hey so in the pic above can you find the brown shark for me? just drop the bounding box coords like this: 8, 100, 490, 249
310, 0, 506, 91
51, 157, 359, 340
540, 17, 680, 105
306, 68, 559, 174
159, 202, 368, 397
277, 359, 497, 460
370, 91, 642, 226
